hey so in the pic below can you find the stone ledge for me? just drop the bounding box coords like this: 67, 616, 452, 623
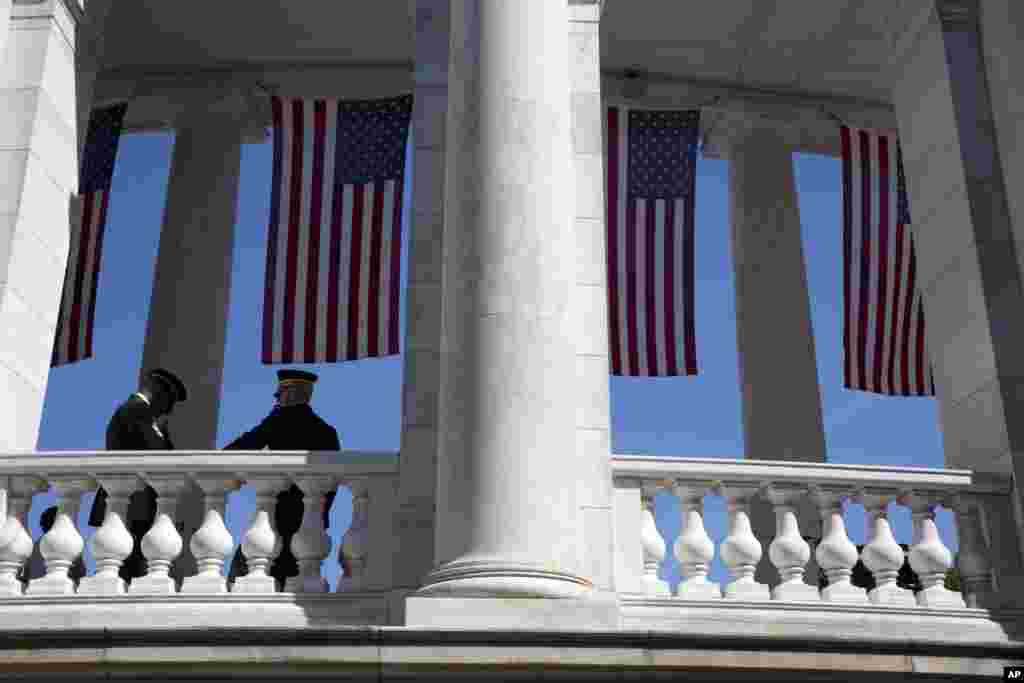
622, 596, 1024, 652
0, 595, 1018, 679
0, 628, 1018, 680
0, 594, 1019, 652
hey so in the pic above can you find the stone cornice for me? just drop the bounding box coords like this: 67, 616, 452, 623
12, 0, 83, 23
601, 70, 897, 159
937, 0, 979, 28
10, 0, 82, 54
568, 0, 605, 23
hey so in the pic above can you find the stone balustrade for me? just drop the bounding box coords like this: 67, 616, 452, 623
0, 451, 399, 597
612, 456, 1010, 610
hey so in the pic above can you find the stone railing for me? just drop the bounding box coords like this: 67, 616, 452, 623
0, 451, 398, 598
611, 456, 1012, 610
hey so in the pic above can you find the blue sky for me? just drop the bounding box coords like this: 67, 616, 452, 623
34, 130, 952, 590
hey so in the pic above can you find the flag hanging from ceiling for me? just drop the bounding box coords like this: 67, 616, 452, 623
841, 125, 935, 396
605, 106, 699, 377
51, 102, 128, 367
262, 94, 412, 364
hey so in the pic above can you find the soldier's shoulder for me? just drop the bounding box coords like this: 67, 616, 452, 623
312, 411, 337, 430
112, 396, 150, 420
306, 409, 338, 434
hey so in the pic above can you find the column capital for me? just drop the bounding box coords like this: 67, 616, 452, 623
12, 0, 84, 25
936, 0, 978, 28
568, 0, 606, 23
169, 84, 270, 143
701, 106, 804, 160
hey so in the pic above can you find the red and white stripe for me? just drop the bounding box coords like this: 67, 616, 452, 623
605, 106, 697, 377
52, 191, 110, 366
263, 97, 404, 364
841, 126, 934, 396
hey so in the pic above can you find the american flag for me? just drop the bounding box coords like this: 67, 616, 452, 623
263, 95, 412, 364
841, 125, 935, 396
51, 103, 128, 367
605, 107, 699, 377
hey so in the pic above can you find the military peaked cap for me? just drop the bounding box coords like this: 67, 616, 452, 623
277, 369, 318, 385
146, 368, 188, 402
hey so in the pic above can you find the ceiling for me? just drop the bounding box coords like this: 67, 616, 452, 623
600, 0, 895, 103
97, 0, 897, 115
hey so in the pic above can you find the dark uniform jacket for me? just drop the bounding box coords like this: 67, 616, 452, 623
89, 395, 171, 527
89, 394, 170, 580
224, 404, 340, 586
224, 404, 339, 453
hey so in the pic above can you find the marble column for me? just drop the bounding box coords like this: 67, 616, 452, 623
0, 1, 11, 63
393, 0, 449, 601
723, 116, 827, 585
420, 0, 589, 598
140, 97, 245, 450
569, 0, 614, 593
74, 0, 114, 158
0, 0, 83, 451
976, 0, 1024, 579
886, 0, 1024, 603
139, 93, 248, 583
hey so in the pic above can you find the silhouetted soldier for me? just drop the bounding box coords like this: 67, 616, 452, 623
224, 370, 340, 590
87, 368, 188, 582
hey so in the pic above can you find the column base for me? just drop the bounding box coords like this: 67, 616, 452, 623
916, 585, 966, 608
416, 559, 592, 599
232, 573, 277, 594
78, 574, 126, 596
181, 573, 227, 594
641, 575, 671, 597
26, 574, 74, 596
821, 582, 868, 603
723, 579, 770, 601
868, 584, 917, 607
405, 593, 620, 629
284, 575, 328, 594
129, 574, 177, 595
676, 579, 721, 600
771, 581, 820, 602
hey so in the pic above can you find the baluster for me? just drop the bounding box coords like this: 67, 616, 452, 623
27, 478, 89, 595
954, 494, 994, 608
234, 476, 288, 594
0, 477, 44, 596
861, 492, 915, 606
181, 475, 239, 594
812, 487, 867, 603
131, 474, 186, 594
78, 476, 138, 595
287, 476, 335, 593
674, 482, 720, 599
907, 493, 964, 608
637, 488, 669, 597
719, 484, 768, 600
339, 483, 369, 592
765, 484, 818, 602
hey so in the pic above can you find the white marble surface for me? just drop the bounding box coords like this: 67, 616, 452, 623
888, 0, 1024, 596
140, 106, 242, 452
569, 1, 614, 595
0, 595, 1016, 679
426, 0, 588, 598
393, 0, 450, 596
980, 0, 1024, 294
0, 0, 80, 452
405, 594, 621, 630
724, 118, 828, 582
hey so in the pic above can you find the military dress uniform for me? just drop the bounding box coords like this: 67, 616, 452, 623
89, 369, 187, 582
224, 374, 340, 589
